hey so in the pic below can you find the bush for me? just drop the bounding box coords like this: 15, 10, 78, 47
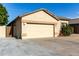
61, 24, 73, 36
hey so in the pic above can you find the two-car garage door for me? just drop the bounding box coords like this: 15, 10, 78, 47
22, 24, 54, 39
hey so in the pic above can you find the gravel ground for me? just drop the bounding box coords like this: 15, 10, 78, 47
0, 38, 59, 56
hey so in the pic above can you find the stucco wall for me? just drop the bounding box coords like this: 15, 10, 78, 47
0, 26, 6, 37
55, 21, 61, 37
22, 11, 58, 24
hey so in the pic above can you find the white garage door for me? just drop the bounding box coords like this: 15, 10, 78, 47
22, 24, 54, 39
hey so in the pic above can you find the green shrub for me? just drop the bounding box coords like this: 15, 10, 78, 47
61, 24, 73, 36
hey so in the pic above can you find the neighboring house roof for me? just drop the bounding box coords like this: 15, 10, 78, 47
57, 16, 70, 21
69, 18, 79, 24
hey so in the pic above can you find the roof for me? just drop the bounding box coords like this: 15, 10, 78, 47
57, 16, 70, 21
69, 18, 79, 24
7, 9, 60, 26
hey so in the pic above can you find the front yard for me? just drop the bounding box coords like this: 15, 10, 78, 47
0, 36, 79, 56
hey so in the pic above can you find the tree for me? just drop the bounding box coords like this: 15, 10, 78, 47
0, 4, 8, 25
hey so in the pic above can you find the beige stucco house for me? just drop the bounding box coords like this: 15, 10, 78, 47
7, 9, 69, 39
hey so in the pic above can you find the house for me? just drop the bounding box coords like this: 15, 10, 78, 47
7, 9, 69, 39
69, 18, 79, 34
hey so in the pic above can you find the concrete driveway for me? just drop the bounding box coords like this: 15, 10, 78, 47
0, 36, 79, 56
0, 38, 58, 56
31, 37, 79, 56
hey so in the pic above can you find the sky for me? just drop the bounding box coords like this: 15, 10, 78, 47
2, 3, 79, 23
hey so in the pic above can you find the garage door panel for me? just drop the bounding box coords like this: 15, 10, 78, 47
22, 24, 54, 38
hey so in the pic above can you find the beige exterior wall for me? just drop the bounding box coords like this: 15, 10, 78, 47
22, 11, 58, 24
0, 26, 6, 37
55, 21, 61, 37
22, 23, 54, 39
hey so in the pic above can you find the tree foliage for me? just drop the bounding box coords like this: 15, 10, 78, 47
0, 4, 8, 25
